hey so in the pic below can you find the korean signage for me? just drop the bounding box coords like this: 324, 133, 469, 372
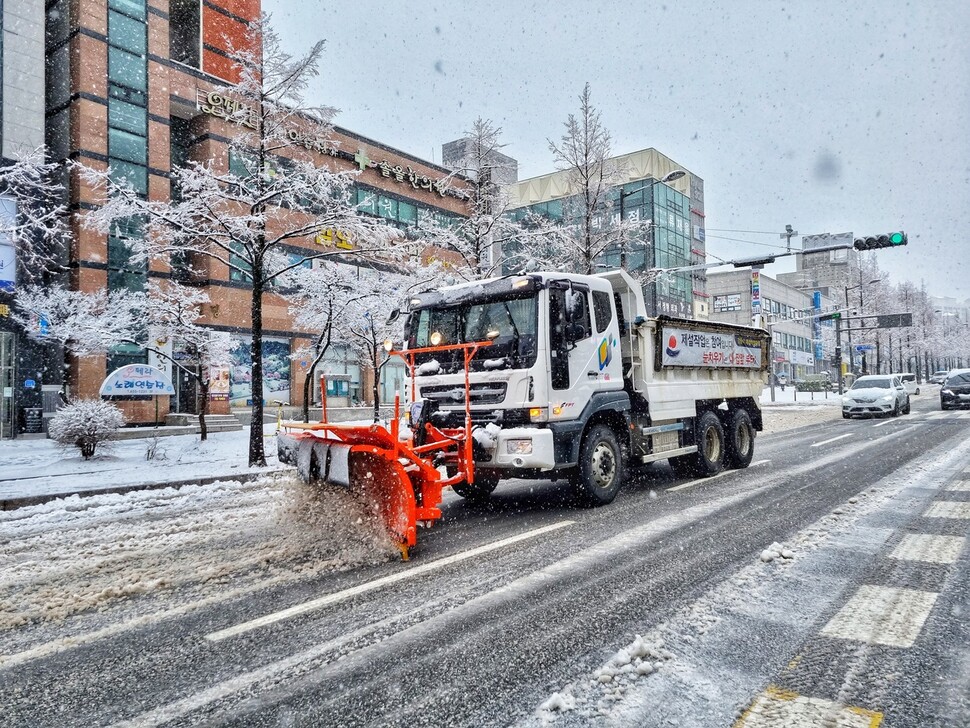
789, 349, 815, 366
812, 291, 824, 360
314, 228, 354, 249
661, 326, 764, 369
197, 91, 258, 129
713, 293, 742, 313
99, 365, 176, 396
209, 366, 230, 401
750, 271, 762, 315
0, 196, 16, 293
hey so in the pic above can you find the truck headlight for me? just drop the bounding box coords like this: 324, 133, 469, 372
529, 407, 548, 423
506, 439, 533, 455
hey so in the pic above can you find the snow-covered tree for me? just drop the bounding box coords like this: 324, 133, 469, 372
542, 83, 645, 275
0, 147, 70, 278
284, 261, 381, 422
80, 17, 401, 465
48, 399, 126, 459
422, 118, 523, 280
15, 281, 232, 441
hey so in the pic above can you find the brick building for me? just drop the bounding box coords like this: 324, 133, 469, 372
44, 0, 470, 425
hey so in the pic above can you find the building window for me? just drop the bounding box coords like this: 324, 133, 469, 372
170, 0, 202, 68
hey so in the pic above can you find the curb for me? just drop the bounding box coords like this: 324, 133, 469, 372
0, 467, 290, 511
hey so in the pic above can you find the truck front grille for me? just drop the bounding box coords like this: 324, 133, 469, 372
418, 382, 508, 406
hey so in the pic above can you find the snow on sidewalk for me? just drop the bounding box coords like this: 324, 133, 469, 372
0, 426, 285, 506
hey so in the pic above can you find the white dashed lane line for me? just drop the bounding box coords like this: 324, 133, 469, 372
204, 520, 575, 642
667, 460, 770, 492
810, 433, 852, 448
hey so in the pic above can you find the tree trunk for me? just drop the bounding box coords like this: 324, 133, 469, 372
302, 334, 329, 423
248, 267, 267, 467
197, 362, 209, 442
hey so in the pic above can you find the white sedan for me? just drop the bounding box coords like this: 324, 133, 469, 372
842, 375, 911, 418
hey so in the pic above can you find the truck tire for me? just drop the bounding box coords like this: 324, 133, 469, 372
572, 424, 624, 507
724, 409, 755, 469
451, 470, 500, 501
668, 453, 696, 479
691, 410, 726, 477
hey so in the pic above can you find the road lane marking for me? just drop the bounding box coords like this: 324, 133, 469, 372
204, 520, 575, 642
667, 460, 770, 492
820, 585, 938, 647
735, 685, 882, 727
946, 480, 970, 491
923, 501, 970, 520
811, 433, 852, 448
889, 534, 966, 564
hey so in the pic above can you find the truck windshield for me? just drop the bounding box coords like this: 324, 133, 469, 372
408, 293, 539, 371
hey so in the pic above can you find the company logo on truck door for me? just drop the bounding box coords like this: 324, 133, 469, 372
598, 336, 617, 370
665, 334, 681, 358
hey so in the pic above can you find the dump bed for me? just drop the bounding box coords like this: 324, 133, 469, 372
598, 269, 769, 422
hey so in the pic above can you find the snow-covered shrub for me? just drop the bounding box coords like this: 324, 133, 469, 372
48, 399, 126, 459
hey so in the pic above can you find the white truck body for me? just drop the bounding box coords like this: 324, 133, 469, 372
403, 270, 769, 497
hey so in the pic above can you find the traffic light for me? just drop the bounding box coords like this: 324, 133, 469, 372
853, 231, 908, 250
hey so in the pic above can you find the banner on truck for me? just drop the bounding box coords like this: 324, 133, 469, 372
661, 326, 764, 369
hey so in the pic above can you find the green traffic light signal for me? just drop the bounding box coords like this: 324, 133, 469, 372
889, 231, 906, 245
852, 231, 907, 251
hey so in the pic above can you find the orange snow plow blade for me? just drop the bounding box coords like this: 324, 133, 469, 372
278, 342, 490, 560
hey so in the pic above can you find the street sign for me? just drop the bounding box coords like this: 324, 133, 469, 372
876, 313, 913, 328
855, 345, 874, 351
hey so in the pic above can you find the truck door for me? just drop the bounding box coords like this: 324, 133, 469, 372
548, 282, 609, 417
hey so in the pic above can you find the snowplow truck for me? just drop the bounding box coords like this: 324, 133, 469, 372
278, 269, 768, 558
402, 269, 768, 504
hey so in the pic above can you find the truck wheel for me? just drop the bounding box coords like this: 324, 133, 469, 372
572, 424, 624, 507
724, 409, 755, 469
692, 411, 726, 477
451, 470, 500, 501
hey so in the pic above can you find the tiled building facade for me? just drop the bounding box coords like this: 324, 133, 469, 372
43, 0, 471, 425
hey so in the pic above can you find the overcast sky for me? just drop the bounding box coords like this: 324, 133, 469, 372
266, 0, 970, 302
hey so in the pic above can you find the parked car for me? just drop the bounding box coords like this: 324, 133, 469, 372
929, 370, 950, 385
842, 374, 910, 418
892, 372, 920, 395
940, 369, 970, 410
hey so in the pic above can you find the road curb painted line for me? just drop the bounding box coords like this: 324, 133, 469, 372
734, 685, 883, 728
667, 460, 770, 492
204, 520, 575, 642
0, 469, 288, 511
811, 433, 853, 448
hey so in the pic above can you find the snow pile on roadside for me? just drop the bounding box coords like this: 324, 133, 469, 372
0, 474, 396, 633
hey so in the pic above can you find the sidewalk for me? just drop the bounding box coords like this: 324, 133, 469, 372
0, 426, 287, 510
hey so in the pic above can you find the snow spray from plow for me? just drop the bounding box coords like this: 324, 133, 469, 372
278, 341, 490, 560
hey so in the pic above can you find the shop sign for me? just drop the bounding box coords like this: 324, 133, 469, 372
750, 271, 762, 314
286, 129, 339, 156
197, 91, 258, 129
99, 364, 176, 396
353, 148, 461, 199
314, 228, 354, 249
713, 293, 742, 313
209, 366, 230, 401
0, 303, 9, 317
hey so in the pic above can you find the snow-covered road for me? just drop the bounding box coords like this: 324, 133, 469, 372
1, 395, 968, 727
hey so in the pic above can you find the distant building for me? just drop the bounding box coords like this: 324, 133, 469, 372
1, 0, 58, 438
708, 269, 835, 381
441, 138, 518, 187
503, 148, 707, 319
